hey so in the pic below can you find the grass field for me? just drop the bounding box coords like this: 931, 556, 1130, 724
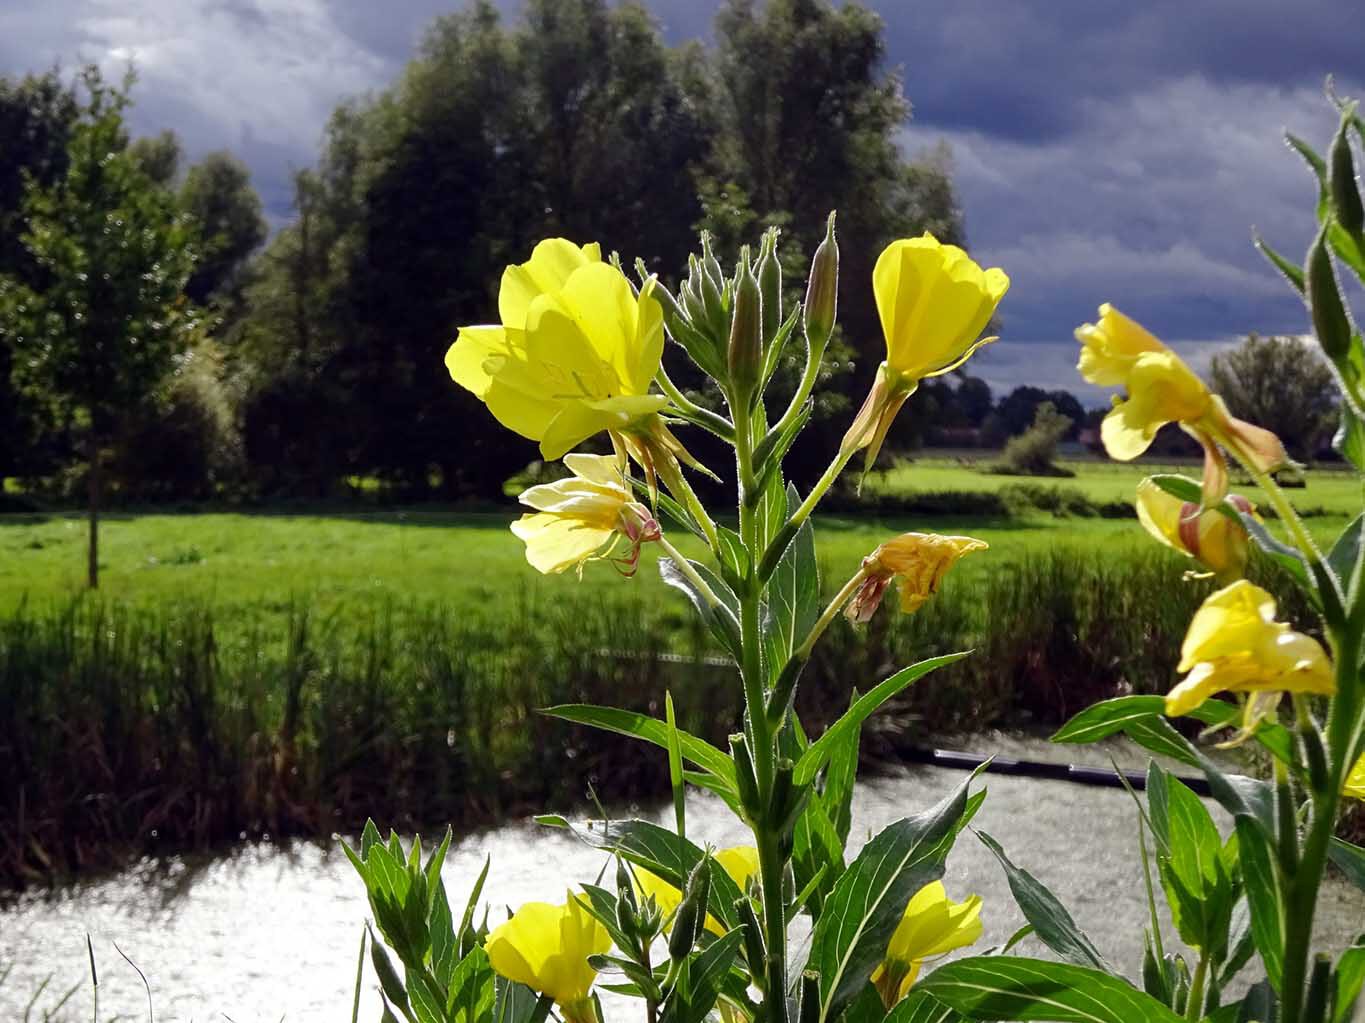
0, 454, 1355, 886
1, 455, 1356, 622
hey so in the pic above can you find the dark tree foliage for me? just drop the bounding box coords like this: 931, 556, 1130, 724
1209, 333, 1338, 462
0, 69, 78, 482
179, 151, 267, 305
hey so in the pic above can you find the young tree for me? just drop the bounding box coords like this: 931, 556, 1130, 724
1209, 333, 1337, 461
0, 70, 197, 586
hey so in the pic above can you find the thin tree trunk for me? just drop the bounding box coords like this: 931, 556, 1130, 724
87, 437, 100, 589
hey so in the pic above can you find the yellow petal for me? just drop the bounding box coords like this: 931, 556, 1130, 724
511, 514, 616, 574
1344, 755, 1365, 800
714, 846, 760, 889
445, 324, 507, 398
1074, 304, 1166, 387
499, 239, 601, 328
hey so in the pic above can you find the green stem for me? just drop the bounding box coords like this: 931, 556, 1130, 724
657, 537, 722, 608
657, 367, 735, 442
1247, 466, 1323, 566
733, 397, 788, 1023
786, 446, 855, 534
796, 568, 867, 661
659, 457, 721, 553
764, 340, 824, 450
1185, 952, 1209, 1022
1278, 629, 1358, 1023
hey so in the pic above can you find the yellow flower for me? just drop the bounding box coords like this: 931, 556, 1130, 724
874, 234, 1010, 381
1166, 580, 1334, 732
445, 239, 668, 460
846, 533, 988, 623
872, 881, 983, 1008
510, 453, 659, 576
1135, 478, 1253, 581
842, 235, 1008, 469
486, 892, 611, 1023
1345, 755, 1365, 800
1076, 306, 1286, 504
632, 846, 758, 937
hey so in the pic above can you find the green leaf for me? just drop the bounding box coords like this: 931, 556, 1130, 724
795, 653, 969, 786
886, 990, 967, 1022
1186, 701, 1294, 766
1335, 402, 1365, 472
545, 818, 743, 931
660, 928, 745, 1023
448, 946, 495, 1023
541, 705, 735, 785
1050, 696, 1168, 744
493, 980, 551, 1023
1333, 934, 1365, 1023
1328, 512, 1365, 609
764, 483, 820, 682
791, 787, 844, 915
917, 956, 1182, 1022
975, 831, 1111, 973
821, 687, 861, 847
658, 556, 742, 656
1254, 231, 1307, 294
807, 769, 979, 1023
369, 930, 414, 1022
715, 527, 749, 591
1329, 837, 1365, 893
1235, 816, 1286, 991
665, 691, 686, 846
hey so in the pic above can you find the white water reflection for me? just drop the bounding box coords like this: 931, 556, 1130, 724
8, 743, 1365, 1021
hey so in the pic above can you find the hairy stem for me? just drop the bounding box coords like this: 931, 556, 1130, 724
1184, 952, 1209, 1022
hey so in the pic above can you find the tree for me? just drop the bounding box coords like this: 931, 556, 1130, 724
0, 70, 197, 586
0, 69, 78, 484
179, 151, 267, 305
998, 400, 1074, 476
1209, 333, 1337, 461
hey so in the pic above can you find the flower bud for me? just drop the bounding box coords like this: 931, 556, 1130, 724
804, 212, 839, 353
1307, 222, 1354, 362
736, 896, 766, 977
756, 227, 782, 343
668, 855, 712, 962
701, 231, 725, 292
728, 248, 763, 406
1331, 105, 1364, 236
730, 733, 762, 822
1135, 478, 1252, 580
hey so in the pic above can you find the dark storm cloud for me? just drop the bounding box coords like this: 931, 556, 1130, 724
0, 0, 1354, 396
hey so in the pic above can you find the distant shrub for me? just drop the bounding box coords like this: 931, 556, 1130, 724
992, 401, 1076, 476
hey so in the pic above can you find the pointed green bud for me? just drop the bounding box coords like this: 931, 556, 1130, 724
729, 733, 762, 822
1307, 222, 1354, 361
668, 855, 711, 962
681, 277, 709, 330
701, 231, 725, 291
803, 212, 839, 353
1331, 104, 1364, 236
728, 247, 763, 407
735, 896, 766, 977
756, 227, 782, 343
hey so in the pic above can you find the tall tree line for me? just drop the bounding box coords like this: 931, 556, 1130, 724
1, 0, 966, 504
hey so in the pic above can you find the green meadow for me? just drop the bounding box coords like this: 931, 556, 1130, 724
0, 455, 1350, 885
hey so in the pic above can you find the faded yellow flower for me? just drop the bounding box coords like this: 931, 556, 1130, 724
872, 881, 983, 1008
846, 533, 988, 623
510, 453, 659, 576
446, 239, 668, 460
1167, 580, 1334, 734
1135, 478, 1254, 581
486, 892, 611, 1023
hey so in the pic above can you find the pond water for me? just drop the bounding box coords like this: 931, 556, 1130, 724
7, 735, 1365, 1021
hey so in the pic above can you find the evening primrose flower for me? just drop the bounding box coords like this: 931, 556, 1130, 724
632, 846, 758, 937
846, 533, 988, 624
1135, 478, 1254, 581
1167, 580, 1334, 736
486, 892, 611, 1023
871, 882, 983, 1008
445, 239, 668, 460
842, 234, 1009, 469
510, 453, 659, 576
1345, 755, 1365, 800
1076, 305, 1287, 504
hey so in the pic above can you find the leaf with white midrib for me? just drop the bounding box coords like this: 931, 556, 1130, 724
918, 956, 1183, 1022
808, 772, 977, 1023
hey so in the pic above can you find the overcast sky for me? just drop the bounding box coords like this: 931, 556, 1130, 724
1, 0, 1356, 400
